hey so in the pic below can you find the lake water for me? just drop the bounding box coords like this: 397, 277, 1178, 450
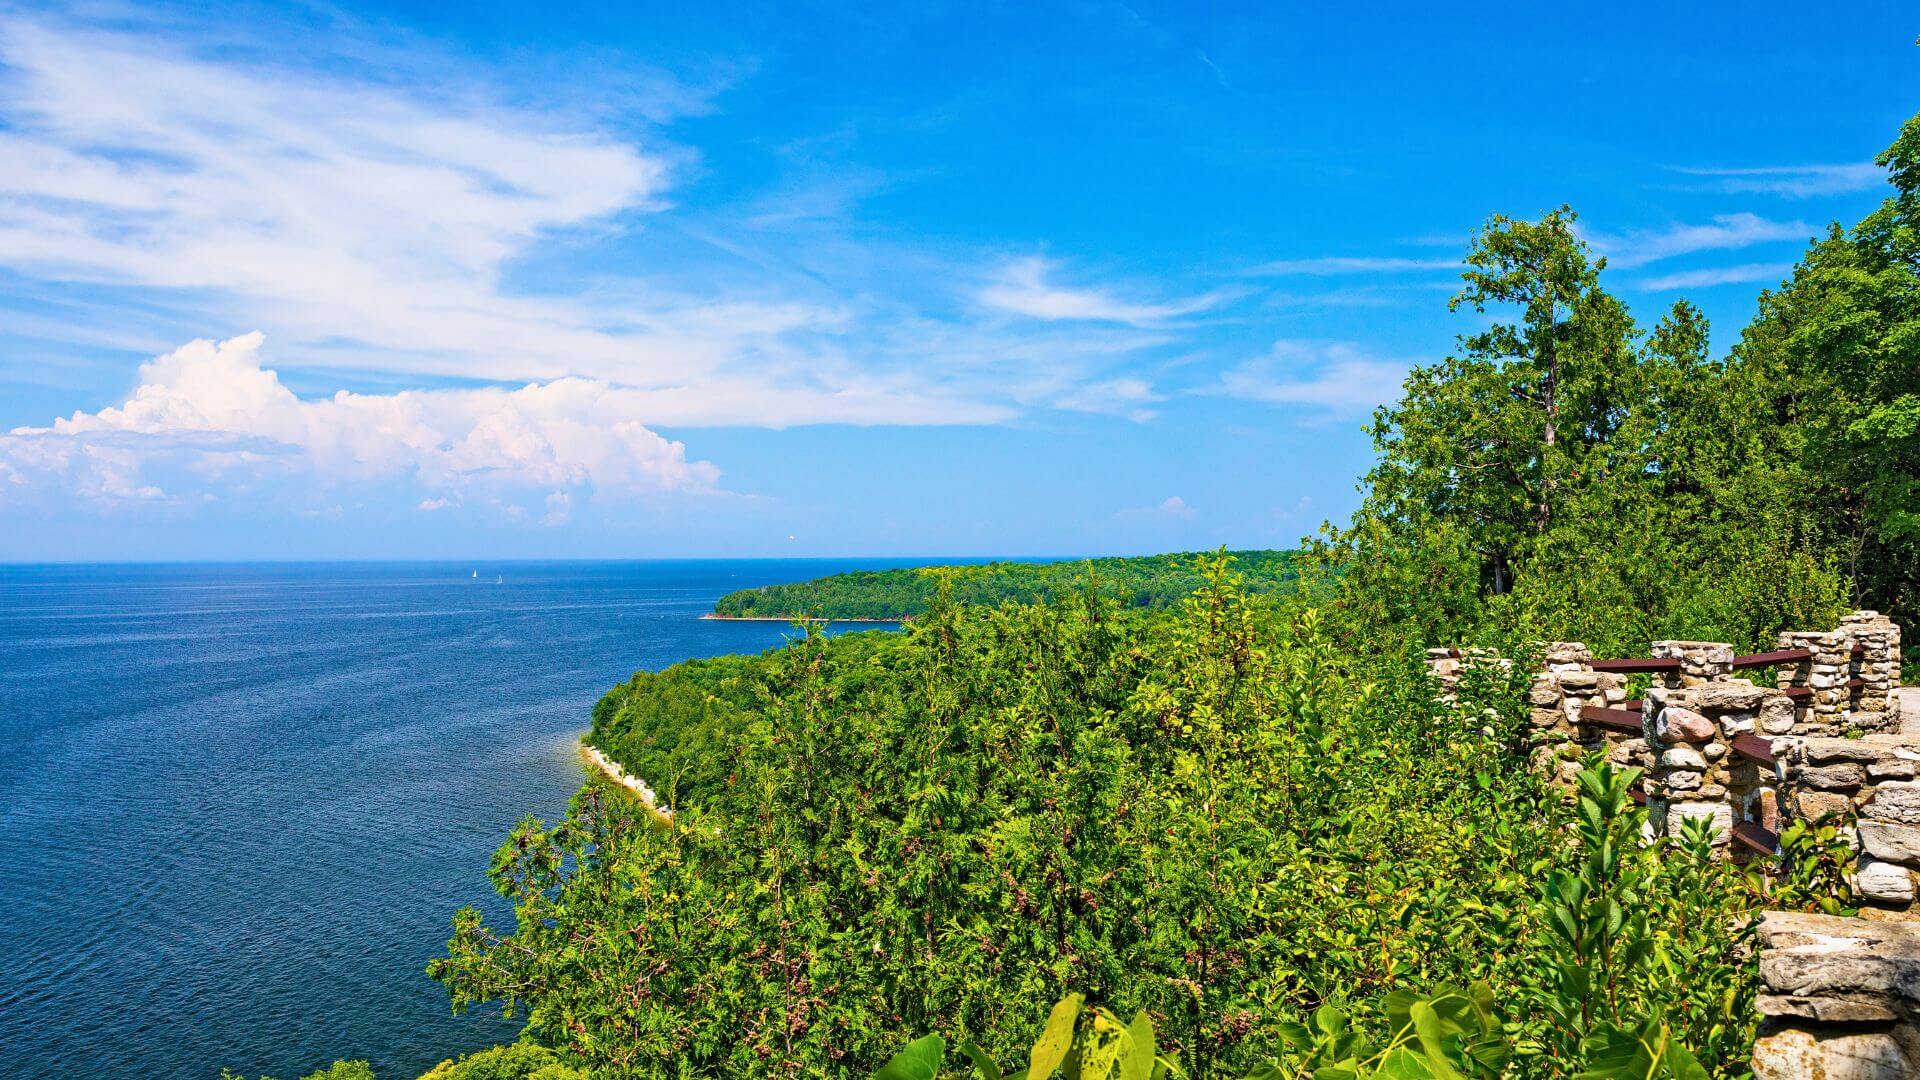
0, 560, 915, 1079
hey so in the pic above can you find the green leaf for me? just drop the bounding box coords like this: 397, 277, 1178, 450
1029, 993, 1084, 1080
959, 1038, 1004, 1080
1121, 1010, 1156, 1080
876, 1034, 946, 1080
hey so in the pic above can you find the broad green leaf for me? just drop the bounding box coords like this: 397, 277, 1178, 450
1121, 1010, 1156, 1080
959, 1038, 1004, 1080
1029, 993, 1084, 1080
876, 1034, 946, 1080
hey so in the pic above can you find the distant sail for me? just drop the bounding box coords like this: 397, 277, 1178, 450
471, 570, 478, 578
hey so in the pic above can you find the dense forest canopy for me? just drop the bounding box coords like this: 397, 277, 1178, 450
272, 110, 1920, 1079
709, 550, 1303, 621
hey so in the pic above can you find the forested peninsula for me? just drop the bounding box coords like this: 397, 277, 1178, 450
707, 549, 1302, 621
260, 111, 1920, 1080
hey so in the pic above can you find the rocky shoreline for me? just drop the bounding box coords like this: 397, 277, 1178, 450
579, 742, 673, 822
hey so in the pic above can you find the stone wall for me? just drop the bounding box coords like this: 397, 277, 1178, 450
1426, 611, 1905, 864
1754, 912, 1920, 1078
1776, 736, 1920, 912
1643, 680, 1792, 850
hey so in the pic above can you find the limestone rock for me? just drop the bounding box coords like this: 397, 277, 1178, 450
1800, 739, 1887, 765
1696, 681, 1768, 711
1865, 781, 1920, 825
1752, 1027, 1915, 1080
1658, 747, 1707, 771
1858, 821, 1920, 866
1756, 912, 1920, 1023
1856, 855, 1916, 905
1760, 696, 1796, 734
1797, 763, 1868, 791
1792, 789, 1855, 822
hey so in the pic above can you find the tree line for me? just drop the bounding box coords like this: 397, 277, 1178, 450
710, 551, 1303, 622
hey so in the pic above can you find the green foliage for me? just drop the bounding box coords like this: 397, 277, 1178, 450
220, 1063, 376, 1080
872, 992, 1178, 1080
416, 1042, 587, 1080
710, 550, 1304, 621
1307, 193, 1880, 655
432, 556, 1789, 1078
1756, 818, 1858, 917
437, 564, 1594, 1076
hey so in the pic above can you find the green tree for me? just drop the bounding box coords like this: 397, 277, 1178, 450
1729, 113, 1920, 626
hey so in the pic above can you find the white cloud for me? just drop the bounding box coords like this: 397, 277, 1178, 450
1675, 163, 1882, 198
1633, 262, 1794, 291
0, 17, 1215, 442
1587, 213, 1811, 269
1215, 341, 1409, 416
1246, 256, 1458, 276
1050, 377, 1162, 421
980, 257, 1228, 325
2, 332, 720, 514
1117, 494, 1195, 521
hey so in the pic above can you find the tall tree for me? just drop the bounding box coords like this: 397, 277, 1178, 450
1355, 207, 1639, 599
1730, 113, 1920, 621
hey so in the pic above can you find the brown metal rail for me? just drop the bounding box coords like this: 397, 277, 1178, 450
1728, 648, 1813, 669
1579, 705, 1644, 733
1730, 734, 1776, 766
1733, 821, 1780, 856
1590, 657, 1683, 673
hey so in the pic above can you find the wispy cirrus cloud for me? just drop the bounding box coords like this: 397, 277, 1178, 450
1116, 494, 1194, 521
0, 14, 1240, 523
1245, 256, 1457, 276
979, 256, 1232, 325
1586, 213, 1811, 269
0, 17, 1174, 433
1212, 341, 1410, 417
1675, 163, 1882, 198
1633, 262, 1794, 292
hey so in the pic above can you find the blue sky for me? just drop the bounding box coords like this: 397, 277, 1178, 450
0, 1, 1913, 560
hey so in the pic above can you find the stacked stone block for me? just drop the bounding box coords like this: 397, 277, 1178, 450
1643, 680, 1789, 849
1650, 639, 1735, 687
1516, 642, 1644, 785
1778, 629, 1856, 736
1842, 610, 1904, 735
1753, 912, 1920, 1078
1777, 735, 1920, 912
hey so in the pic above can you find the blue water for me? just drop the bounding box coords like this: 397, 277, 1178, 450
0, 560, 914, 1079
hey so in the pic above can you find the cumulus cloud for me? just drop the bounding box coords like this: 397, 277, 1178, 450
980, 257, 1229, 325
2, 333, 719, 515
1215, 341, 1410, 416
1586, 213, 1811, 269
1675, 163, 1882, 199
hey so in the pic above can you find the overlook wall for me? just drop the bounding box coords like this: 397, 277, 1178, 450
1433, 614, 1919, 1078
1428, 609, 1904, 888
